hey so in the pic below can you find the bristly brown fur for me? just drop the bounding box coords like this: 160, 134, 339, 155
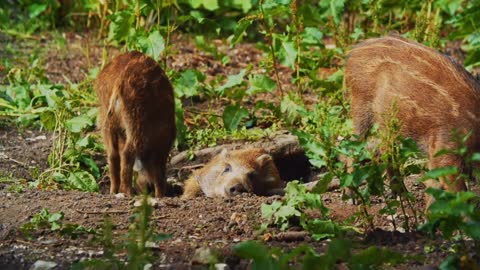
182, 148, 284, 199
345, 35, 480, 207
95, 51, 176, 198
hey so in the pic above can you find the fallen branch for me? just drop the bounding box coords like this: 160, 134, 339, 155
274, 231, 309, 242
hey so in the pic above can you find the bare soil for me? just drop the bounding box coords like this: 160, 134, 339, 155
0, 32, 477, 269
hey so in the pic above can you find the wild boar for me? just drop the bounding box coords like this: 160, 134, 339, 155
95, 51, 176, 197
182, 148, 285, 198
345, 35, 480, 204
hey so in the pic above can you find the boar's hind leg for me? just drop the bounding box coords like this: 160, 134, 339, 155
119, 142, 135, 196
146, 158, 167, 198
104, 127, 122, 194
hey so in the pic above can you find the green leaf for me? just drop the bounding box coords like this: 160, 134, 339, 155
280, 41, 297, 68
67, 171, 99, 192
261, 201, 283, 219
421, 166, 458, 181
222, 104, 249, 131
231, 18, 254, 47
247, 74, 276, 95
174, 69, 205, 98
50, 222, 61, 231
302, 27, 324, 45
216, 69, 247, 94
320, 0, 345, 24
80, 156, 101, 178
189, 0, 219, 11
233, 241, 275, 270
39, 110, 56, 130
66, 115, 93, 133
234, 0, 253, 13
108, 10, 134, 43
275, 205, 301, 219
28, 3, 48, 18
464, 222, 480, 240
136, 30, 165, 61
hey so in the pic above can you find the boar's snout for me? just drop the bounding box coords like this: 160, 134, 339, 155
227, 183, 247, 196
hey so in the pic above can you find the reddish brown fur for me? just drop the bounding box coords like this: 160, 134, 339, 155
95, 51, 176, 197
182, 148, 284, 199
345, 36, 480, 204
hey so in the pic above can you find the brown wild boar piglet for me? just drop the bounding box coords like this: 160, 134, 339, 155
182, 148, 285, 198
345, 35, 480, 205
95, 51, 176, 198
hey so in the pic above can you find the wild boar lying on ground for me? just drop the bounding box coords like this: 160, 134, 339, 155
345, 35, 480, 205
95, 51, 176, 198
182, 148, 285, 198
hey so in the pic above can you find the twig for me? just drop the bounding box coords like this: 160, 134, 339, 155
0, 153, 34, 169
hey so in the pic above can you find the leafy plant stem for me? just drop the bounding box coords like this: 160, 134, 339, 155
259, 0, 283, 98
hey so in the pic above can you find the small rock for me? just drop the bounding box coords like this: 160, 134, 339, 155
29, 260, 57, 270
145, 241, 158, 248
215, 263, 229, 270
143, 263, 153, 270
192, 247, 216, 265
115, 193, 126, 199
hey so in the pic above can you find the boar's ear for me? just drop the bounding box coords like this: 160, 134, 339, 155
218, 148, 230, 159
256, 154, 273, 167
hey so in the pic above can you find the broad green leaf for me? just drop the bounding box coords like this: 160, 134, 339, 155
421, 166, 458, 180
174, 69, 205, 98
302, 27, 324, 45
80, 156, 101, 178
247, 74, 276, 95
66, 115, 93, 133
39, 110, 56, 130
27, 3, 48, 18
465, 222, 480, 240
233, 241, 275, 270
136, 30, 165, 61
216, 69, 247, 94
222, 104, 249, 131
320, 0, 345, 24
189, 0, 219, 11
275, 205, 301, 221
234, 0, 252, 13
67, 171, 99, 192
108, 10, 134, 43
50, 222, 61, 231
48, 212, 64, 223
280, 41, 297, 68
37, 84, 64, 108
261, 200, 283, 219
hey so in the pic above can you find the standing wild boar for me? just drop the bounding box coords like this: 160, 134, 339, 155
345, 35, 480, 203
95, 51, 176, 197
182, 148, 285, 198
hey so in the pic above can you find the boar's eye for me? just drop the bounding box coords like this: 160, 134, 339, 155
223, 164, 231, 174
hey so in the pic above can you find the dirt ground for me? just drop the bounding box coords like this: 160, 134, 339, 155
0, 32, 477, 269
